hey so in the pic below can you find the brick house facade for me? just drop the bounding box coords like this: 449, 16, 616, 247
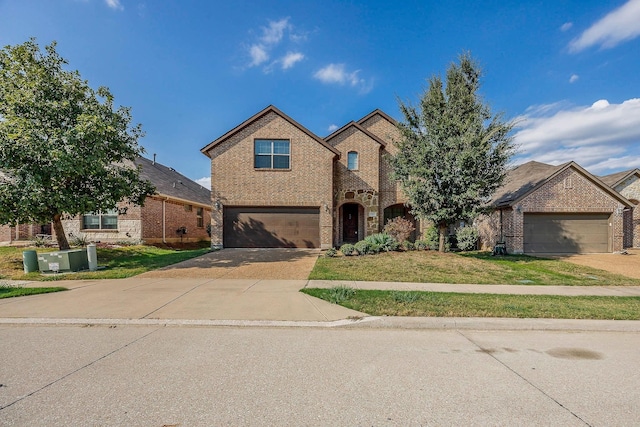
600, 169, 640, 248
201, 105, 418, 249
1, 156, 212, 245
477, 161, 634, 254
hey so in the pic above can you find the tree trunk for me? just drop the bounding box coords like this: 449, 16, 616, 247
52, 213, 70, 250
438, 223, 447, 252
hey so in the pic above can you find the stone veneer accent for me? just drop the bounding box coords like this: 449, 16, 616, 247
335, 189, 379, 244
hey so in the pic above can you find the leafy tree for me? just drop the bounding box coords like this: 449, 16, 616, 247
0, 39, 155, 250
391, 53, 515, 252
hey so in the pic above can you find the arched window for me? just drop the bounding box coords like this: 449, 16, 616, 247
347, 151, 358, 170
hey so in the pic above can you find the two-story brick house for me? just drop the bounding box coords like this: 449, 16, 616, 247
201, 105, 416, 249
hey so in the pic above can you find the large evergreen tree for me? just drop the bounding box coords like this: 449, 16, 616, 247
391, 53, 515, 252
0, 39, 155, 250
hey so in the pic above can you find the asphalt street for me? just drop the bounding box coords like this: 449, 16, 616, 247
1, 325, 639, 426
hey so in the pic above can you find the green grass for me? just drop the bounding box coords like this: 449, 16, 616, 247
310, 251, 640, 286
302, 288, 640, 320
0, 284, 67, 298
0, 245, 210, 281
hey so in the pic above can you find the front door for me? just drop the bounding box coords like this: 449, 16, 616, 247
343, 204, 359, 243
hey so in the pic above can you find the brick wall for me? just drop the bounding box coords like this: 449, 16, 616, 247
498, 168, 626, 253
615, 174, 640, 248
141, 197, 211, 243
206, 110, 335, 249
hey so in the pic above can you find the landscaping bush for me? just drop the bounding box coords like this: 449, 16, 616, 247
324, 247, 338, 257
340, 243, 357, 256
354, 240, 375, 255
382, 217, 415, 243
364, 233, 399, 252
69, 233, 90, 247
424, 225, 450, 251
402, 240, 415, 251
414, 240, 428, 250
456, 225, 479, 251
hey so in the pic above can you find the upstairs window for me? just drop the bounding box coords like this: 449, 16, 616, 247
255, 139, 290, 169
347, 151, 359, 170
82, 209, 118, 230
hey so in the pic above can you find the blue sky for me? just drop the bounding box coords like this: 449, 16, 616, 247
1, 0, 639, 189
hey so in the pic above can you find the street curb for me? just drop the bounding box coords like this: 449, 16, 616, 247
1, 316, 639, 331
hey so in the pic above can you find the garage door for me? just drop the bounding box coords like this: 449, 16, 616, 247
523, 213, 610, 254
223, 207, 320, 248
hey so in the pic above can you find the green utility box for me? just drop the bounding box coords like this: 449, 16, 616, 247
37, 249, 89, 273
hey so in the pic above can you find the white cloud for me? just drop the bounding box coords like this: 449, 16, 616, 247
560, 22, 573, 32
313, 63, 374, 94
328, 124, 338, 132
569, 0, 640, 52
249, 45, 269, 66
105, 0, 123, 10
260, 18, 290, 45
280, 52, 304, 70
569, 74, 579, 83
245, 18, 307, 72
513, 98, 640, 173
195, 177, 211, 190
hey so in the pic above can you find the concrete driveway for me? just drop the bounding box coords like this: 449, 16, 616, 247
137, 248, 320, 279
553, 248, 640, 279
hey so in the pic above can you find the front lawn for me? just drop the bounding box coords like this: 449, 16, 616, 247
0, 245, 210, 281
0, 284, 67, 298
310, 251, 640, 286
302, 288, 640, 320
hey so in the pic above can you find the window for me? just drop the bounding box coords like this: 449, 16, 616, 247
82, 209, 118, 230
347, 151, 359, 170
254, 139, 290, 169
184, 204, 193, 212
196, 207, 204, 228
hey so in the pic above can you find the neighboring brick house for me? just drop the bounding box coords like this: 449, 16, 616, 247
1, 157, 212, 245
201, 105, 418, 249
599, 169, 640, 248
476, 161, 634, 254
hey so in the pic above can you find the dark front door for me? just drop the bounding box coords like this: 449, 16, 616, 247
343, 204, 359, 243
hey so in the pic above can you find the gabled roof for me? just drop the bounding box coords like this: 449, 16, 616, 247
324, 121, 387, 147
200, 105, 340, 158
599, 168, 640, 188
492, 161, 633, 208
357, 109, 397, 126
135, 156, 211, 206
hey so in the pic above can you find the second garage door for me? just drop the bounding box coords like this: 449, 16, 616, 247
223, 207, 320, 248
523, 213, 610, 254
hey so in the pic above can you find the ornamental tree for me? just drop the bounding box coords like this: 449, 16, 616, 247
390, 53, 515, 252
0, 39, 155, 250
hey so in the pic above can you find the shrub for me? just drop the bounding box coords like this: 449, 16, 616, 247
383, 217, 415, 243
324, 247, 338, 257
69, 233, 90, 247
340, 243, 356, 256
414, 240, 428, 250
30, 236, 49, 247
354, 240, 375, 255
364, 233, 399, 252
456, 225, 479, 251
328, 286, 356, 304
424, 225, 451, 251
402, 240, 415, 251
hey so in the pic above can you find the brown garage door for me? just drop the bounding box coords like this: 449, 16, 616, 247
223, 207, 320, 248
523, 213, 610, 253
